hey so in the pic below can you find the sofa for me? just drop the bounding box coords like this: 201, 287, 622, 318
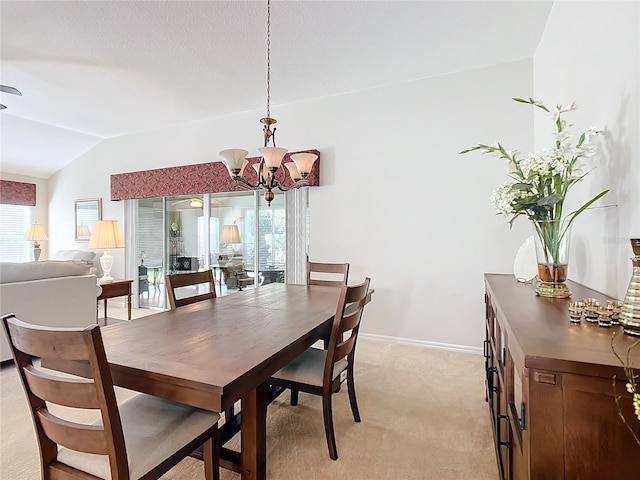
0, 259, 99, 362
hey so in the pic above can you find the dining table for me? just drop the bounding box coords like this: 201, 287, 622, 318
44, 283, 349, 480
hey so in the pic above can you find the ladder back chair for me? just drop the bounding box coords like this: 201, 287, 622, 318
270, 277, 371, 460
165, 270, 234, 422
308, 262, 350, 349
1, 313, 220, 480
166, 270, 216, 310
307, 262, 350, 287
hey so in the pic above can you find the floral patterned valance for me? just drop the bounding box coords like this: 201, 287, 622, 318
0, 180, 36, 206
110, 149, 320, 201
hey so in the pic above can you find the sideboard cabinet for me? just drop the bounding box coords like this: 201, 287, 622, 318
484, 274, 640, 480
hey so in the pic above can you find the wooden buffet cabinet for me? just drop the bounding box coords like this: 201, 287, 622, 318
484, 274, 640, 480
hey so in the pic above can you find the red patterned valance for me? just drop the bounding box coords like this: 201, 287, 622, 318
0, 180, 36, 206
111, 149, 320, 201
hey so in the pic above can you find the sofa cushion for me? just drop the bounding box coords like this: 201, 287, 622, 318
54, 249, 103, 278
0, 261, 92, 284
54, 249, 96, 262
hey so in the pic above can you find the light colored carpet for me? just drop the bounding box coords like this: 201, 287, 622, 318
0, 306, 499, 479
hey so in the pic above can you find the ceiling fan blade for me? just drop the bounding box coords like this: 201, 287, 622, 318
0, 85, 22, 96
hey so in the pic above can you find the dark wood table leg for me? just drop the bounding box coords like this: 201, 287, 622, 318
241, 383, 268, 480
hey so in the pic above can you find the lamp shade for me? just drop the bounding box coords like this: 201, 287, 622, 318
284, 162, 302, 180
220, 149, 249, 175
24, 223, 48, 242
258, 147, 288, 170
290, 153, 318, 177
88, 220, 125, 249
220, 225, 241, 244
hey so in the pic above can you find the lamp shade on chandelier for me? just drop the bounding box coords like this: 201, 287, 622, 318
219, 0, 317, 206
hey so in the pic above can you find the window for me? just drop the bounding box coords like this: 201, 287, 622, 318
0, 204, 31, 261
244, 203, 286, 267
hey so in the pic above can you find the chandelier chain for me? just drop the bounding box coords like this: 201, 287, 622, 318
266, 0, 271, 119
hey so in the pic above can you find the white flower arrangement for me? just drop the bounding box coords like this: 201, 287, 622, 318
461, 97, 609, 265
461, 97, 607, 227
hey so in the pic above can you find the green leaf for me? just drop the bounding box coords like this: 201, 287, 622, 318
576, 132, 586, 148
459, 147, 477, 154
565, 189, 610, 225
460, 144, 497, 155
537, 194, 562, 206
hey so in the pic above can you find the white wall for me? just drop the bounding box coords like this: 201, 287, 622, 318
47, 59, 533, 349
534, 0, 640, 298
0, 172, 49, 259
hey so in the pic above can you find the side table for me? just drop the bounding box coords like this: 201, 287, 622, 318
97, 279, 132, 321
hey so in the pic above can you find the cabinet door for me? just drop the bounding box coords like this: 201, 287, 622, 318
562, 374, 640, 479
506, 349, 528, 480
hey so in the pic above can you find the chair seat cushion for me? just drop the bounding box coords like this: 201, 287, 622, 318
272, 347, 348, 387
57, 393, 219, 480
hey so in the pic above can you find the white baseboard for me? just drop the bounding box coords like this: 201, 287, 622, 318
359, 332, 483, 355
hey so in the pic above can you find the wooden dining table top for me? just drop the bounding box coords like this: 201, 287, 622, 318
86, 283, 342, 412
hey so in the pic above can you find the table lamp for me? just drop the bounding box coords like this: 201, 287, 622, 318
220, 224, 241, 264
24, 222, 48, 261
88, 220, 125, 283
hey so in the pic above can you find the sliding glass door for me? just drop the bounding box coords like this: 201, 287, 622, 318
136, 190, 287, 309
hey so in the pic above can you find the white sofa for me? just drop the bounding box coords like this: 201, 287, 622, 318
0, 259, 99, 362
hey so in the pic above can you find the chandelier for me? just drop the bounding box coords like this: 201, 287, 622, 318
219, 0, 317, 206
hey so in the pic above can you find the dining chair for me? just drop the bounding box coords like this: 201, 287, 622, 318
270, 277, 371, 460
165, 270, 235, 422
308, 262, 350, 349
166, 269, 216, 310
307, 261, 350, 287
1, 313, 220, 480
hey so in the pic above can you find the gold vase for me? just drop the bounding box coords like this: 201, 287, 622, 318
619, 238, 640, 336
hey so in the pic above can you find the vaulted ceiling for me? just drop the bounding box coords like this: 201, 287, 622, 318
0, 0, 553, 178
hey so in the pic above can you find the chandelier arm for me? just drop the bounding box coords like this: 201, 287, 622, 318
276, 180, 310, 192
233, 176, 261, 190
269, 171, 279, 191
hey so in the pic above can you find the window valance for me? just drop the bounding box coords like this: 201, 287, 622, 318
110, 150, 320, 201
0, 180, 36, 206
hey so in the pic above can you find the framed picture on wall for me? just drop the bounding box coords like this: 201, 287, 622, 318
75, 198, 102, 241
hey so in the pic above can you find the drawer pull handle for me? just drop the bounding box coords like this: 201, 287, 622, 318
534, 371, 557, 385
497, 415, 510, 449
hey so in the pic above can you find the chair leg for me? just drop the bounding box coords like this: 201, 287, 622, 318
322, 393, 338, 460
290, 389, 299, 406
346, 365, 361, 423
225, 405, 234, 423
203, 432, 220, 480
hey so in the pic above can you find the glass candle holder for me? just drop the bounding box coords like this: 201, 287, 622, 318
597, 306, 613, 328
583, 298, 600, 323
568, 301, 583, 323
608, 300, 623, 325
